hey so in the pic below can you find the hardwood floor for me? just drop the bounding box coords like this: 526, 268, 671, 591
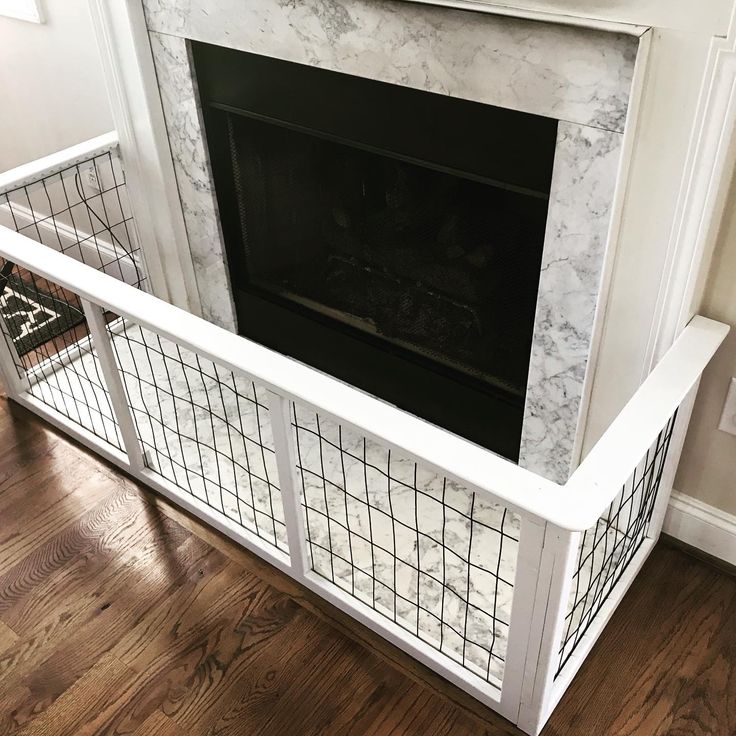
0, 395, 734, 735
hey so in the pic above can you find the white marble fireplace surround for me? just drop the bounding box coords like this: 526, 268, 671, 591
141, 0, 641, 483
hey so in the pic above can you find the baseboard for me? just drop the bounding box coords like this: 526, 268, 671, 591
0, 201, 140, 285
663, 490, 736, 566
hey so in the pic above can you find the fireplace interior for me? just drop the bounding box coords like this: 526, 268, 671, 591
193, 42, 558, 461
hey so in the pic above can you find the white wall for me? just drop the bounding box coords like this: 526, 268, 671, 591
675, 171, 736, 515
0, 0, 112, 172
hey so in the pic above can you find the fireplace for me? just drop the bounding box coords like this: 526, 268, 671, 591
193, 42, 558, 461
144, 0, 638, 482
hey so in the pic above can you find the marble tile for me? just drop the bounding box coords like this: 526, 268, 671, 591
27, 345, 125, 451
55, 327, 621, 686
148, 31, 237, 331
109, 322, 286, 546
520, 123, 623, 483
142, 0, 637, 132
291, 403, 520, 685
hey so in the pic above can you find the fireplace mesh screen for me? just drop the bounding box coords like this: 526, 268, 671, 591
227, 115, 548, 397
195, 41, 558, 460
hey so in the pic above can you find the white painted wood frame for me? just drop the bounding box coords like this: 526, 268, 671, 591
0, 221, 727, 733
0, 227, 727, 531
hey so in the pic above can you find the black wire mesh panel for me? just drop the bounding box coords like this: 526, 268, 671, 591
0, 261, 122, 449
0, 147, 148, 451
555, 411, 678, 677
0, 148, 146, 290
109, 321, 287, 552
291, 403, 519, 687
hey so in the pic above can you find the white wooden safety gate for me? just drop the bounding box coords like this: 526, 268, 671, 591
0, 135, 728, 734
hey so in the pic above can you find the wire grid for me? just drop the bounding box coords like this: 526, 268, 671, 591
291, 403, 519, 687
555, 410, 678, 677
108, 321, 288, 552
0, 148, 146, 289
0, 148, 148, 449
0, 261, 122, 449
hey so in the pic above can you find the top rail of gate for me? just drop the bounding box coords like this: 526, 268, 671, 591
0, 220, 727, 531
0, 133, 119, 196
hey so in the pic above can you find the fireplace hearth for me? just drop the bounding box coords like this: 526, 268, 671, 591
194, 41, 558, 461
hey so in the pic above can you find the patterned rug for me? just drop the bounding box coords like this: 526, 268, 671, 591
0, 274, 85, 355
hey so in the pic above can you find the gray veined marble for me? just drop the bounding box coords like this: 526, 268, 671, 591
149, 32, 237, 331
291, 403, 520, 686
142, 0, 637, 132
521, 123, 624, 483
143, 0, 641, 483
39, 330, 622, 687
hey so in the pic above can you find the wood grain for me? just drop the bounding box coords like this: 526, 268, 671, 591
0, 620, 17, 653
0, 395, 734, 735
131, 711, 183, 736
15, 654, 136, 736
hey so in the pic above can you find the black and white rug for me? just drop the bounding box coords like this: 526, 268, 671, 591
0, 275, 85, 355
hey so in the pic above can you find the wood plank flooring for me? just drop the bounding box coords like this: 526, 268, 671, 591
0, 394, 734, 735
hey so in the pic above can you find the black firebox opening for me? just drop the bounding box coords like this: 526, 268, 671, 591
193, 41, 558, 462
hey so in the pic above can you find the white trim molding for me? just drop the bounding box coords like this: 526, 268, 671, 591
646, 8, 736, 373
664, 490, 736, 567
87, 0, 202, 316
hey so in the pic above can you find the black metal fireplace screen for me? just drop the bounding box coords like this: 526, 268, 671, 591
193, 42, 558, 461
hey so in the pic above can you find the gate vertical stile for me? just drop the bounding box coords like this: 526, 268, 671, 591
81, 299, 146, 473
267, 390, 311, 579
0, 290, 30, 399
516, 525, 580, 735
498, 515, 547, 722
